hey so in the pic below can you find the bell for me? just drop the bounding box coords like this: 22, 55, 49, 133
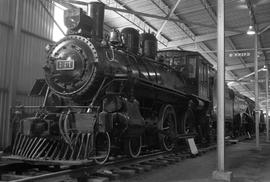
109, 29, 121, 45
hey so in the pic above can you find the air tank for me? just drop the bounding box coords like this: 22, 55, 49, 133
87, 2, 105, 40
121, 27, 140, 54
140, 32, 157, 59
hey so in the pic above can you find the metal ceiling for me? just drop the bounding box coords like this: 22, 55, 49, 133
55, 0, 270, 109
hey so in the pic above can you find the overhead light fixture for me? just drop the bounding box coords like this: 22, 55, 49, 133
262, 65, 268, 71
247, 25, 256, 35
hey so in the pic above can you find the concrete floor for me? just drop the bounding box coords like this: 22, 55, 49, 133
122, 136, 270, 182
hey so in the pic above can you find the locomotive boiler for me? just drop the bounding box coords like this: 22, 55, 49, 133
5, 2, 214, 165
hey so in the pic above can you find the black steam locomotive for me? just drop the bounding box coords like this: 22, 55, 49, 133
4, 2, 256, 165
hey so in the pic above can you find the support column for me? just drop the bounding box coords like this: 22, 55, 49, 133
266, 66, 269, 142
7, 0, 22, 146
254, 33, 260, 149
216, 0, 225, 172
212, 0, 232, 181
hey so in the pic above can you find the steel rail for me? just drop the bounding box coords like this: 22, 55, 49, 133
2, 150, 169, 182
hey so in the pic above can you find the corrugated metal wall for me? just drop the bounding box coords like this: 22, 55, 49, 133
0, 0, 54, 149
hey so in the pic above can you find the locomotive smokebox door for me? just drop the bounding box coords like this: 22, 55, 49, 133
44, 35, 101, 99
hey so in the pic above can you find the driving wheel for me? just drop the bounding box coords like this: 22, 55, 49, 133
158, 104, 177, 151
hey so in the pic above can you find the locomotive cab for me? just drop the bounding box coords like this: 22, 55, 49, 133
157, 50, 212, 101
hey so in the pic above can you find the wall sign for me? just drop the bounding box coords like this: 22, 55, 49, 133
228, 52, 251, 57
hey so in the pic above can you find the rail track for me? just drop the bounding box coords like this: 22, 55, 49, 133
0, 135, 249, 182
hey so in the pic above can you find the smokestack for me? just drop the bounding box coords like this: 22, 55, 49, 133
87, 2, 105, 40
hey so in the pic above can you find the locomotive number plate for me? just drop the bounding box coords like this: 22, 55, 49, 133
56, 58, 74, 71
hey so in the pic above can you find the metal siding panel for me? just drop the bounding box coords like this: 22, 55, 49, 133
16, 94, 44, 112
17, 0, 53, 95
0, 30, 12, 149
0, 22, 13, 148
22, 0, 53, 39
17, 33, 50, 94
38, 1, 43, 36
0, 91, 4, 148
0, 0, 54, 148
0, 25, 9, 89
0, 0, 11, 23
0, 91, 9, 148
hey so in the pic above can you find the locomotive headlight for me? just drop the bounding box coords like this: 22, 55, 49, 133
64, 8, 81, 30
64, 8, 94, 32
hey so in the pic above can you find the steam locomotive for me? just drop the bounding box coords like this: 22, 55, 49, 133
4, 2, 256, 165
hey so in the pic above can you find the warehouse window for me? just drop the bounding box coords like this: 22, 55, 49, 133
53, 3, 67, 41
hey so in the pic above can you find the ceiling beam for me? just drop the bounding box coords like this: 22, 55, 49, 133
199, 0, 254, 97
53, 0, 77, 9
237, 67, 267, 81
226, 62, 264, 71
167, 31, 242, 48
196, 43, 217, 68
53, 0, 170, 45
40, 0, 66, 36
199, 0, 247, 68
151, 0, 195, 40
259, 24, 270, 34
245, 0, 269, 65
150, 0, 215, 68
56, 0, 215, 30
56, 0, 246, 34
156, 0, 182, 37
150, 0, 252, 98
226, 79, 266, 84
99, 0, 170, 46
